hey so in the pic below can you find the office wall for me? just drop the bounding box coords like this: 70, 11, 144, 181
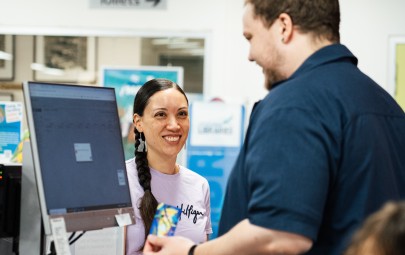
1, 0, 405, 104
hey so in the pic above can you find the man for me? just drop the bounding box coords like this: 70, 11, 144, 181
144, 0, 405, 254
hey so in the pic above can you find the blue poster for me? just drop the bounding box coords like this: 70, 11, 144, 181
186, 101, 245, 238
101, 66, 183, 160
0, 102, 23, 163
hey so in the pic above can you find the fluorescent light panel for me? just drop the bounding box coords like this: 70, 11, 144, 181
0, 51, 13, 60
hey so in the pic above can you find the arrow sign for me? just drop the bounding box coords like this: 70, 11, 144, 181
146, 0, 160, 7
89, 0, 167, 10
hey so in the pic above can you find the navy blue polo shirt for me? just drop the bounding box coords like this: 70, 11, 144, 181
218, 44, 405, 255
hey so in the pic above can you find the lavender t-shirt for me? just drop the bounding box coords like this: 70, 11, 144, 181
125, 158, 212, 255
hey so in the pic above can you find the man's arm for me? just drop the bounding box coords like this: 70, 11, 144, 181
144, 219, 313, 255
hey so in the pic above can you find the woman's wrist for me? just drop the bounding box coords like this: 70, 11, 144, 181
188, 244, 198, 255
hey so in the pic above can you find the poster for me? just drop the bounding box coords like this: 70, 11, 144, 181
395, 44, 405, 110
0, 102, 23, 163
101, 66, 184, 160
186, 101, 245, 238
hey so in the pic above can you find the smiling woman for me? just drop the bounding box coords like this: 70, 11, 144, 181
125, 78, 212, 255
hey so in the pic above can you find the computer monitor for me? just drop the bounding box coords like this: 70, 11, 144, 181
23, 81, 135, 236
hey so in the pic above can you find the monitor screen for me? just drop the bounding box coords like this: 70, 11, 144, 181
23, 81, 135, 235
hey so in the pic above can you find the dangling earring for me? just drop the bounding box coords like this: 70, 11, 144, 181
138, 133, 146, 152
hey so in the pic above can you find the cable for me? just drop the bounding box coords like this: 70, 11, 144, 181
68, 232, 76, 242
69, 231, 86, 245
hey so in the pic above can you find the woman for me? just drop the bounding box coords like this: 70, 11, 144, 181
125, 78, 212, 255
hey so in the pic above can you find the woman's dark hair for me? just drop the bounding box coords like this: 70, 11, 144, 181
133, 78, 188, 249
245, 0, 340, 43
344, 201, 405, 255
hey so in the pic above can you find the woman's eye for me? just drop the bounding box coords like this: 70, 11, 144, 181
178, 111, 188, 117
155, 112, 166, 117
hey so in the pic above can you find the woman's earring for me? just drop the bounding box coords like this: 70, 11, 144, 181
138, 134, 146, 152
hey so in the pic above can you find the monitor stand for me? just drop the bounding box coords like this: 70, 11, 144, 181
19, 142, 46, 255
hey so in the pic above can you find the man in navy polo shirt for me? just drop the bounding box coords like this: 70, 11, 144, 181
143, 0, 405, 254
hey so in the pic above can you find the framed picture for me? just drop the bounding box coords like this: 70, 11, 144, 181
0, 35, 14, 81
34, 36, 97, 83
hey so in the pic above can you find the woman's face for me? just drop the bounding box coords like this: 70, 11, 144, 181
134, 88, 189, 161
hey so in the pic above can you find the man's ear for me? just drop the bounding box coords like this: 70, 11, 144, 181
133, 114, 143, 132
278, 13, 293, 43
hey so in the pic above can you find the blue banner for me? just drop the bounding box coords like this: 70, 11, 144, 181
186, 101, 245, 238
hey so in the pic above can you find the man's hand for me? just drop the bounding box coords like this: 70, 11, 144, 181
143, 219, 312, 255
143, 235, 195, 255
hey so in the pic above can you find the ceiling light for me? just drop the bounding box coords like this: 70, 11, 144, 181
167, 42, 201, 49
31, 63, 45, 71
0, 51, 13, 60
151, 38, 187, 45
31, 63, 65, 76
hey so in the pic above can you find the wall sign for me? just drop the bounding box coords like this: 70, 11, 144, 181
89, 0, 167, 9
